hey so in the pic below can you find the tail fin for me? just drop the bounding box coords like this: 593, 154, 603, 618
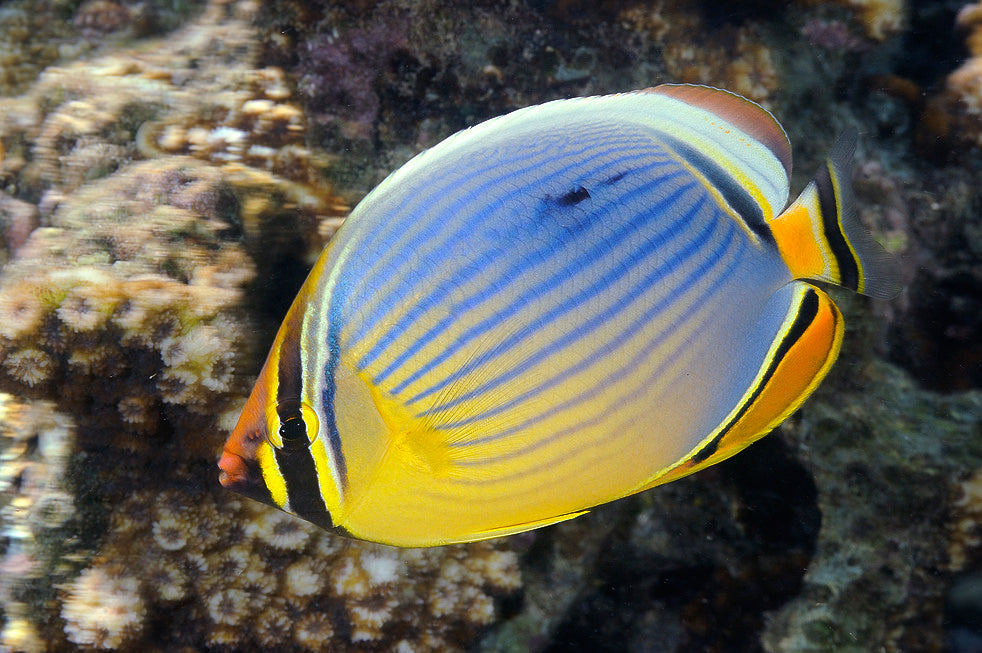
769, 129, 902, 299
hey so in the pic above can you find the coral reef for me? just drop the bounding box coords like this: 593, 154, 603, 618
285, 0, 788, 199
932, 2, 982, 152
0, 2, 522, 651
0, 1, 347, 253
0, 1, 75, 97
48, 488, 520, 650
0, 156, 256, 441
0, 0, 209, 99
72, 1, 135, 38
951, 466, 982, 573
619, 4, 779, 107
0, 0, 352, 434
61, 567, 146, 649
297, 10, 412, 141
760, 361, 982, 653
875, 158, 982, 392
829, 0, 908, 41
0, 193, 37, 266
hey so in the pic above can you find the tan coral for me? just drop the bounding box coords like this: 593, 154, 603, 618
244, 505, 315, 551
205, 587, 251, 627
619, 4, 779, 107
0, 283, 46, 340
294, 612, 335, 651
144, 557, 189, 603
928, 2, 982, 151
254, 598, 293, 648
796, 0, 907, 41
950, 466, 982, 571
349, 593, 400, 642
64, 485, 522, 650
0, 2, 77, 97
0, 158, 257, 433
284, 558, 327, 597
840, 0, 906, 40
55, 279, 122, 333
61, 566, 146, 649
3, 348, 55, 388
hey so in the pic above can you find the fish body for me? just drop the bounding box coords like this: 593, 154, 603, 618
219, 84, 900, 547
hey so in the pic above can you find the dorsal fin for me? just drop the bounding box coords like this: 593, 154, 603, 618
644, 84, 792, 181
633, 84, 792, 224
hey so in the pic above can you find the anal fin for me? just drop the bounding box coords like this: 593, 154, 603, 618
640, 282, 843, 490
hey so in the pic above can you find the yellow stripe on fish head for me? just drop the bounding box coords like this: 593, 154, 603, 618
219, 255, 343, 531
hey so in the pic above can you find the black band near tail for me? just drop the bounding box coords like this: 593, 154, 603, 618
691, 289, 822, 464
814, 162, 860, 291
658, 133, 776, 247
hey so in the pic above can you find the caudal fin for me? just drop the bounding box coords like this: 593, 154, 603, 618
769, 129, 902, 299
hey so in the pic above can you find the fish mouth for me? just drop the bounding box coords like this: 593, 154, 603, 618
217, 450, 275, 507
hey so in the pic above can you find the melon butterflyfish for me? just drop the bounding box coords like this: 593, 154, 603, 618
218, 84, 901, 547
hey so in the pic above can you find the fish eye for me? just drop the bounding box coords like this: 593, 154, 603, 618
279, 414, 307, 449
267, 400, 319, 452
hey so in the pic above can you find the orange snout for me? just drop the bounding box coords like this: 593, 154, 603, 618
217, 382, 276, 507
217, 450, 250, 488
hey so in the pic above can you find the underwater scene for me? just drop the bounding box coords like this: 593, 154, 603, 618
0, 0, 981, 651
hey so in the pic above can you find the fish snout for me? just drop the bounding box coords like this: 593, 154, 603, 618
217, 448, 275, 507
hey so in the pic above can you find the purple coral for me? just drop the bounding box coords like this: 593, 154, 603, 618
801, 18, 873, 53
298, 15, 410, 139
